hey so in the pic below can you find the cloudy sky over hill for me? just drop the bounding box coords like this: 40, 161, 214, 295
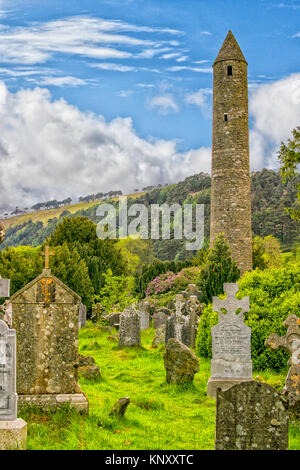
0, 0, 299, 210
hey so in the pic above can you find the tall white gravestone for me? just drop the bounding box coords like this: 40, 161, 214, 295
207, 283, 253, 398
0, 319, 27, 450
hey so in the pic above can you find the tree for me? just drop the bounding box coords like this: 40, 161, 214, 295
48, 242, 94, 309
277, 126, 300, 221
199, 234, 240, 304
252, 236, 267, 270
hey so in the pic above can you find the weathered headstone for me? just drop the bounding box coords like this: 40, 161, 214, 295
109, 397, 130, 417
165, 294, 199, 349
119, 305, 141, 347
105, 312, 121, 328
164, 338, 199, 385
0, 319, 27, 450
181, 284, 202, 302
152, 324, 166, 346
215, 381, 289, 450
0, 319, 17, 420
79, 303, 87, 329
153, 308, 170, 330
207, 283, 253, 398
265, 314, 300, 417
10, 256, 89, 414
138, 301, 150, 330
91, 303, 105, 322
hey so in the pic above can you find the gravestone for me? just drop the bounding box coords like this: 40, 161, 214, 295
91, 303, 105, 322
207, 283, 253, 398
79, 303, 87, 329
0, 319, 27, 450
152, 324, 166, 346
164, 339, 199, 385
138, 301, 150, 330
165, 295, 199, 349
10, 249, 88, 414
215, 381, 289, 450
105, 312, 121, 328
119, 305, 141, 347
265, 314, 300, 417
0, 319, 17, 420
153, 308, 170, 330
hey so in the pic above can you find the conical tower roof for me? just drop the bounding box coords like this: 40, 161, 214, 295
214, 30, 247, 65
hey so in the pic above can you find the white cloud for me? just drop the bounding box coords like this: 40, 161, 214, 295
176, 56, 188, 63
91, 62, 137, 72
249, 73, 300, 169
31, 76, 88, 87
0, 83, 210, 211
185, 88, 212, 116
150, 94, 179, 115
167, 65, 212, 73
0, 16, 183, 65
136, 83, 155, 88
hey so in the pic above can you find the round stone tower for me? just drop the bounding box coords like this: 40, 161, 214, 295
210, 30, 252, 274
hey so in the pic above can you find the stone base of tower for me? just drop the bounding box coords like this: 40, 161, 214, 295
18, 393, 89, 414
207, 377, 254, 399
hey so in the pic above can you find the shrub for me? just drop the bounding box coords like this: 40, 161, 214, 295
196, 261, 300, 371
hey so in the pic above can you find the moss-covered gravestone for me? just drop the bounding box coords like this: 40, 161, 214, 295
215, 381, 289, 450
10, 249, 88, 414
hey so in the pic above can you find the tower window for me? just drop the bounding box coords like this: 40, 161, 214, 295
227, 65, 233, 76
224, 114, 228, 122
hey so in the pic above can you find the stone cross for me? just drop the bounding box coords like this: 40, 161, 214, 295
265, 314, 300, 410
40, 245, 55, 269
0, 319, 17, 420
213, 283, 249, 322
207, 283, 252, 398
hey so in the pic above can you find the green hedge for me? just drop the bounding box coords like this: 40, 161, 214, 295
196, 261, 300, 371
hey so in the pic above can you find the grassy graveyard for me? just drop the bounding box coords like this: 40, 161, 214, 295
19, 322, 300, 451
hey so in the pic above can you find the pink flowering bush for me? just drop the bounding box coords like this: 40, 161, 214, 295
145, 266, 202, 297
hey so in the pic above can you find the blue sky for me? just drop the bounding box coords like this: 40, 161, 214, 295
0, 0, 300, 210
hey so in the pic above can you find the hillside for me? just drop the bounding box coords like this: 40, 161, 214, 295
1, 169, 299, 260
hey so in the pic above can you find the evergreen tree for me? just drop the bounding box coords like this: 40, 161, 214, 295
199, 234, 240, 303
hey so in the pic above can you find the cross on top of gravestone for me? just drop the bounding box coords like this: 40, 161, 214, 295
213, 283, 249, 323
40, 245, 55, 270
266, 314, 300, 367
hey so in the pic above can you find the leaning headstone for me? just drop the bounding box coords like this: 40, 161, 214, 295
138, 301, 150, 330
265, 314, 300, 417
109, 397, 130, 417
207, 283, 253, 398
79, 303, 87, 329
215, 381, 289, 450
0, 319, 27, 450
10, 253, 89, 414
119, 305, 141, 347
164, 338, 199, 385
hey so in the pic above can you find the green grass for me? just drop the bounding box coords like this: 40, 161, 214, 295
19, 322, 300, 450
